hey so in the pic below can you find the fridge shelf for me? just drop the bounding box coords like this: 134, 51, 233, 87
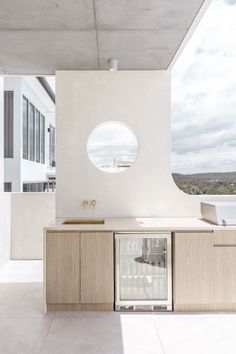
120, 252, 167, 256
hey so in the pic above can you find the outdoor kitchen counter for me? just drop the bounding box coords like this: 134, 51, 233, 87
44, 218, 236, 312
44, 217, 236, 232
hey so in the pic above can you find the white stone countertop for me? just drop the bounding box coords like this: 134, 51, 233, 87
44, 217, 236, 232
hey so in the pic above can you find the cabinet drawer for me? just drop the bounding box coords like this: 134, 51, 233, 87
213, 231, 236, 246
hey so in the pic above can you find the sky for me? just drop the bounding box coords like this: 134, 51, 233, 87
171, 0, 236, 174
45, 76, 55, 93
87, 123, 138, 148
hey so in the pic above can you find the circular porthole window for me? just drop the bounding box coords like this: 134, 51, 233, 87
87, 122, 139, 173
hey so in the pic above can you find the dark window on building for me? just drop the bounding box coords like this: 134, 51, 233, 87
23, 182, 44, 192
49, 125, 56, 167
4, 91, 14, 158
29, 103, 35, 161
35, 109, 40, 163
23, 181, 55, 192
4, 182, 12, 192
23, 96, 28, 159
40, 114, 45, 164
23, 96, 46, 164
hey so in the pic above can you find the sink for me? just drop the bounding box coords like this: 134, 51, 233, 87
63, 219, 105, 225
201, 202, 236, 225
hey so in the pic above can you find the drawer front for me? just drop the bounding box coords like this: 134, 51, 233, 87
213, 231, 236, 246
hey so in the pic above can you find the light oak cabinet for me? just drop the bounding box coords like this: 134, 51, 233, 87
213, 230, 236, 246
213, 231, 236, 308
174, 230, 236, 311
173, 231, 214, 311
81, 232, 114, 304
46, 232, 80, 304
45, 231, 114, 311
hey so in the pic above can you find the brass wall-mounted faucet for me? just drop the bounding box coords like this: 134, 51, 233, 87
82, 200, 97, 210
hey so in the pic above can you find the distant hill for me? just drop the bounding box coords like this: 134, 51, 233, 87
172, 172, 236, 195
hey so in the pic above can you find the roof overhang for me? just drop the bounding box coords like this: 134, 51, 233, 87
0, 0, 212, 74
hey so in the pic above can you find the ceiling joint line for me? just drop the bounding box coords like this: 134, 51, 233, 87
93, 0, 100, 69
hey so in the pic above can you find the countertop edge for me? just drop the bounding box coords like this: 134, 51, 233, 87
43, 217, 236, 232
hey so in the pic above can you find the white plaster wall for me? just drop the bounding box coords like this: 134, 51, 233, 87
11, 192, 55, 259
56, 70, 174, 217
0, 193, 11, 267
56, 70, 236, 218
0, 77, 11, 267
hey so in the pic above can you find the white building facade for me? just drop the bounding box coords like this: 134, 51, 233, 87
4, 76, 55, 192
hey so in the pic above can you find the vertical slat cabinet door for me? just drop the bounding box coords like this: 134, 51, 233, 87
214, 246, 236, 306
46, 232, 80, 304
81, 232, 114, 304
173, 232, 214, 310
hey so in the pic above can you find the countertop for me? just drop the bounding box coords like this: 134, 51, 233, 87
44, 217, 236, 232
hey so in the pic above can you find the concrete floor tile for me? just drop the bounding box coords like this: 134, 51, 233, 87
41, 318, 124, 354
0, 318, 52, 354
0, 283, 53, 319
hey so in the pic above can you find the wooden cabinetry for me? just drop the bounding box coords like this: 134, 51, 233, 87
45, 231, 114, 311
81, 232, 114, 304
174, 230, 236, 311
213, 230, 236, 246
173, 231, 214, 311
46, 232, 80, 304
213, 231, 236, 308
214, 247, 236, 306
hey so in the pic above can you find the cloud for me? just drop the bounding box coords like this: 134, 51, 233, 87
87, 123, 138, 147
224, 0, 236, 5
171, 0, 236, 174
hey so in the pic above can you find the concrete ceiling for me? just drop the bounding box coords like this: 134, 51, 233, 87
0, 0, 206, 74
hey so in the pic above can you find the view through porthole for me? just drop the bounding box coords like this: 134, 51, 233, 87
87, 122, 138, 173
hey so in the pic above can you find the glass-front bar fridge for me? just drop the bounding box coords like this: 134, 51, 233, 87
115, 233, 172, 311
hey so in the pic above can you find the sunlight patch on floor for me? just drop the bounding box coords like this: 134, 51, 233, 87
0, 260, 43, 283
120, 314, 164, 354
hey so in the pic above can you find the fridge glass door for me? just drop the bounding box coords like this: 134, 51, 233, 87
118, 236, 168, 301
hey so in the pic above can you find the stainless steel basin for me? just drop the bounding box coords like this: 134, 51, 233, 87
63, 219, 105, 225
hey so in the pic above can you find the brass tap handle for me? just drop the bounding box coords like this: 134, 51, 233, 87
82, 200, 89, 210
91, 200, 97, 209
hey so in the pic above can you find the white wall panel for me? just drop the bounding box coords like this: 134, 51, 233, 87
56, 71, 236, 218
11, 192, 55, 259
